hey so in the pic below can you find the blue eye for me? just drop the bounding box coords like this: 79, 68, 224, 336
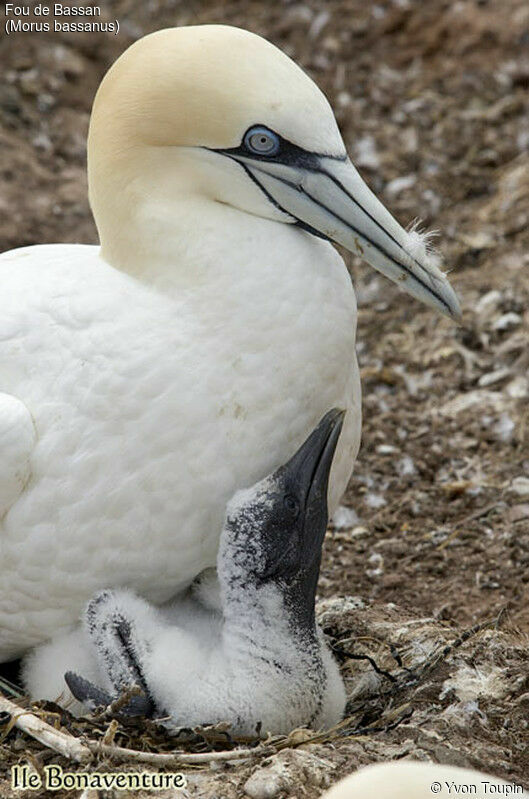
244, 126, 280, 156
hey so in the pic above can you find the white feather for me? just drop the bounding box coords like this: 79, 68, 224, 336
0, 229, 360, 661
406, 219, 443, 270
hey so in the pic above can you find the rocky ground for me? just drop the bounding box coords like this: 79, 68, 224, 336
0, 0, 528, 796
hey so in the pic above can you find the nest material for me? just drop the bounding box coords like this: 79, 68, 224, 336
1, 602, 522, 799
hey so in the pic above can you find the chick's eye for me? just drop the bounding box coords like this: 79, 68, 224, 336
244, 126, 280, 156
283, 494, 300, 516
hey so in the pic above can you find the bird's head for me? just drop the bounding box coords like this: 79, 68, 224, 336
221, 409, 344, 627
89, 24, 459, 319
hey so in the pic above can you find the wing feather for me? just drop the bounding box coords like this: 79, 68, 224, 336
0, 394, 36, 519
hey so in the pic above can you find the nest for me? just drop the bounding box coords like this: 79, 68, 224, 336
0, 605, 510, 797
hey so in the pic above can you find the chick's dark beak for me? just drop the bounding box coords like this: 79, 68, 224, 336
283, 407, 345, 553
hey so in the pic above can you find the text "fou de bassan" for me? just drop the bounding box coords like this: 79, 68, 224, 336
4, 4, 119, 34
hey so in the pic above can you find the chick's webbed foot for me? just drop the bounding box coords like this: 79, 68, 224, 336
65, 589, 157, 718
64, 670, 154, 717
64, 671, 113, 712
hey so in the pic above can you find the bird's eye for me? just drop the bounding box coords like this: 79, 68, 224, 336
244, 126, 280, 156
283, 494, 300, 517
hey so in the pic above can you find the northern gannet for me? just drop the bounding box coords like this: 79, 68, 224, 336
23, 411, 347, 735
0, 25, 460, 661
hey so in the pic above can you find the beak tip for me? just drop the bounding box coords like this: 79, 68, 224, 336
442, 282, 463, 324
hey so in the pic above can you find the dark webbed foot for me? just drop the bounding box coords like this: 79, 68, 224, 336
65, 590, 157, 718
64, 670, 154, 717
64, 671, 113, 712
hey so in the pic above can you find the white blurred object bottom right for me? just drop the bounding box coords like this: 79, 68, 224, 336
321, 761, 527, 798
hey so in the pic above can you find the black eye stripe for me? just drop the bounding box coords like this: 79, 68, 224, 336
210, 125, 347, 170
237, 161, 332, 242
210, 129, 447, 306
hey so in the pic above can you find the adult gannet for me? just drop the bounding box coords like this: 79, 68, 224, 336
23, 411, 347, 735
0, 25, 460, 661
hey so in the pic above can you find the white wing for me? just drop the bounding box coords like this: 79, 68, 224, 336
0, 393, 36, 519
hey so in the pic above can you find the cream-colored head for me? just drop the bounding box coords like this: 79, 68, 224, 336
89, 25, 460, 318
89, 25, 341, 157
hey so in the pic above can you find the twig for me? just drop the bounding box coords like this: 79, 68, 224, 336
0, 693, 91, 763
436, 501, 501, 550
414, 610, 506, 680
332, 643, 397, 683
92, 684, 143, 721
0, 674, 24, 699
102, 719, 119, 746
389, 643, 414, 676
342, 703, 414, 738
85, 739, 273, 765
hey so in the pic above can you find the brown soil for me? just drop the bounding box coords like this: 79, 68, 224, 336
0, 0, 528, 796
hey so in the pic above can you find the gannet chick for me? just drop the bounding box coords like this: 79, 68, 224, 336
25, 411, 347, 735
0, 25, 460, 661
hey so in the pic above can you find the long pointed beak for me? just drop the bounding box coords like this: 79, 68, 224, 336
284, 408, 344, 565
231, 154, 461, 321
258, 408, 344, 585
276, 408, 344, 586
284, 408, 345, 504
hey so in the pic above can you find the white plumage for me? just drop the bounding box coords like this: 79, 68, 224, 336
0, 393, 36, 518
24, 413, 347, 735
0, 25, 458, 661
24, 582, 345, 735
0, 231, 358, 660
